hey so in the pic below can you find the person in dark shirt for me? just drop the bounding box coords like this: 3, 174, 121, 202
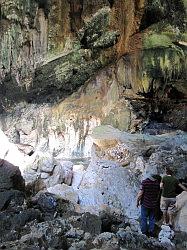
160, 167, 187, 227
137, 174, 160, 237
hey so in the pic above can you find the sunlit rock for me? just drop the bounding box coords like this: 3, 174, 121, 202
0, 128, 30, 173
175, 192, 187, 233
40, 172, 50, 179
72, 164, 86, 190
78, 160, 139, 218
47, 184, 79, 204
0, 0, 186, 248
37, 152, 54, 173
92, 125, 187, 174
158, 225, 175, 248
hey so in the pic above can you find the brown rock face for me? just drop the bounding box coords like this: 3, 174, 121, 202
112, 0, 145, 56
0, 159, 25, 210
0, 0, 146, 107
0, 159, 25, 191
0, 0, 186, 160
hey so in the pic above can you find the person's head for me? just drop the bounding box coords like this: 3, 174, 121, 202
166, 167, 173, 176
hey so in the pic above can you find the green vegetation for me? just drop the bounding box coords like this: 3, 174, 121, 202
141, 11, 187, 95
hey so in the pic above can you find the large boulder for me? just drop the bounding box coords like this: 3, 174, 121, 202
36, 192, 58, 214
78, 160, 140, 218
0, 159, 25, 191
36, 152, 55, 173
79, 125, 187, 218
0, 159, 25, 210
0, 129, 30, 173
174, 192, 187, 233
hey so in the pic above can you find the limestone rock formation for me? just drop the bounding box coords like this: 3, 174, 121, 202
91, 125, 187, 178
175, 192, 187, 233
77, 159, 140, 218
0, 0, 187, 248
0, 0, 186, 134
47, 184, 79, 204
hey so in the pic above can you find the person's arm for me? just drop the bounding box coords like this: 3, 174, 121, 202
178, 183, 187, 192
137, 190, 143, 207
160, 176, 165, 189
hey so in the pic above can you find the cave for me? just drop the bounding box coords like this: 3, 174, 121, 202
0, 0, 187, 249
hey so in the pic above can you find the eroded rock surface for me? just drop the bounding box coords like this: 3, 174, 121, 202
175, 192, 187, 233
0, 159, 25, 211
0, 0, 187, 249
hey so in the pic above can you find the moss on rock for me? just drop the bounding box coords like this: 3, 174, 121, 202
140, 15, 187, 96
143, 33, 173, 49
79, 7, 119, 50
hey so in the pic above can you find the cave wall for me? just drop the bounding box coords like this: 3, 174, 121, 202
0, 0, 146, 106
1, 60, 186, 159
0, 0, 186, 159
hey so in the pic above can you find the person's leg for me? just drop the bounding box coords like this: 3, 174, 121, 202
163, 211, 168, 224
168, 198, 176, 227
141, 205, 148, 235
149, 208, 155, 236
168, 212, 174, 226
160, 197, 169, 224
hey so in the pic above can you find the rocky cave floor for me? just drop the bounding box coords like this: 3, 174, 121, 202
0, 191, 187, 250
0, 122, 187, 250
0, 0, 187, 249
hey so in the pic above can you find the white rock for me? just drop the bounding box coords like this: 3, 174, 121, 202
78, 160, 139, 218
0, 128, 30, 173
72, 164, 85, 189
179, 144, 187, 153
135, 156, 145, 172
159, 225, 175, 247
47, 184, 78, 204
46, 164, 65, 187
38, 152, 54, 173
59, 161, 73, 185
175, 191, 187, 233
41, 172, 50, 179
73, 164, 85, 172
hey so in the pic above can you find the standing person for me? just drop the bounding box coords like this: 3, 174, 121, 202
160, 167, 187, 227
137, 172, 160, 237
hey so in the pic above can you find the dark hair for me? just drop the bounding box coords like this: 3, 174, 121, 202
152, 174, 162, 182
166, 167, 173, 176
